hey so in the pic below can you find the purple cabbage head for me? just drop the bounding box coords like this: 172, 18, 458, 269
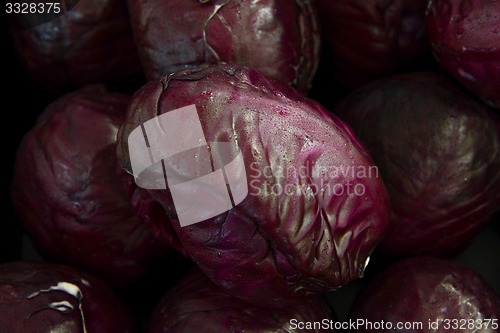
11, 85, 171, 286
316, 0, 430, 88
0, 261, 134, 333
10, 0, 142, 93
127, 0, 320, 92
427, 0, 500, 109
149, 268, 335, 333
348, 256, 500, 333
334, 72, 500, 257
117, 64, 389, 307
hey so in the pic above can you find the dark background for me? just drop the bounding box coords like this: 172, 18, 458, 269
1, 11, 55, 264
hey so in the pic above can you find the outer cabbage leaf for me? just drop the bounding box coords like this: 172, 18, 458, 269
428, 0, 500, 108
317, 0, 430, 88
0, 261, 134, 333
349, 256, 500, 333
10, 0, 142, 93
149, 268, 335, 333
335, 72, 500, 257
127, 0, 320, 92
117, 64, 389, 307
12, 85, 171, 286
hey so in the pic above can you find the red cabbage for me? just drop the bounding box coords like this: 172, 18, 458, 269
316, 0, 430, 88
348, 256, 500, 333
10, 0, 142, 93
149, 268, 335, 333
427, 0, 500, 109
0, 261, 134, 333
11, 85, 171, 286
127, 0, 320, 92
334, 72, 500, 257
117, 64, 389, 307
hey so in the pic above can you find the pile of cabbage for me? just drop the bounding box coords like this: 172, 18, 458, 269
4, 0, 499, 331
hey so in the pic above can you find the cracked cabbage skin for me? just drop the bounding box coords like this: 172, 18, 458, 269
149, 268, 335, 333
427, 0, 500, 109
117, 64, 389, 307
316, 0, 430, 88
334, 72, 500, 257
127, 0, 320, 92
11, 0, 142, 93
11, 85, 170, 286
0, 261, 134, 333
348, 257, 500, 333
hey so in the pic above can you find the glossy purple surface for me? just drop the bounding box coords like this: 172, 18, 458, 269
117, 64, 389, 307
428, 0, 500, 109
317, 0, 430, 88
349, 256, 500, 333
0, 261, 134, 333
11, 0, 142, 93
149, 268, 335, 333
335, 72, 500, 257
11, 85, 171, 286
